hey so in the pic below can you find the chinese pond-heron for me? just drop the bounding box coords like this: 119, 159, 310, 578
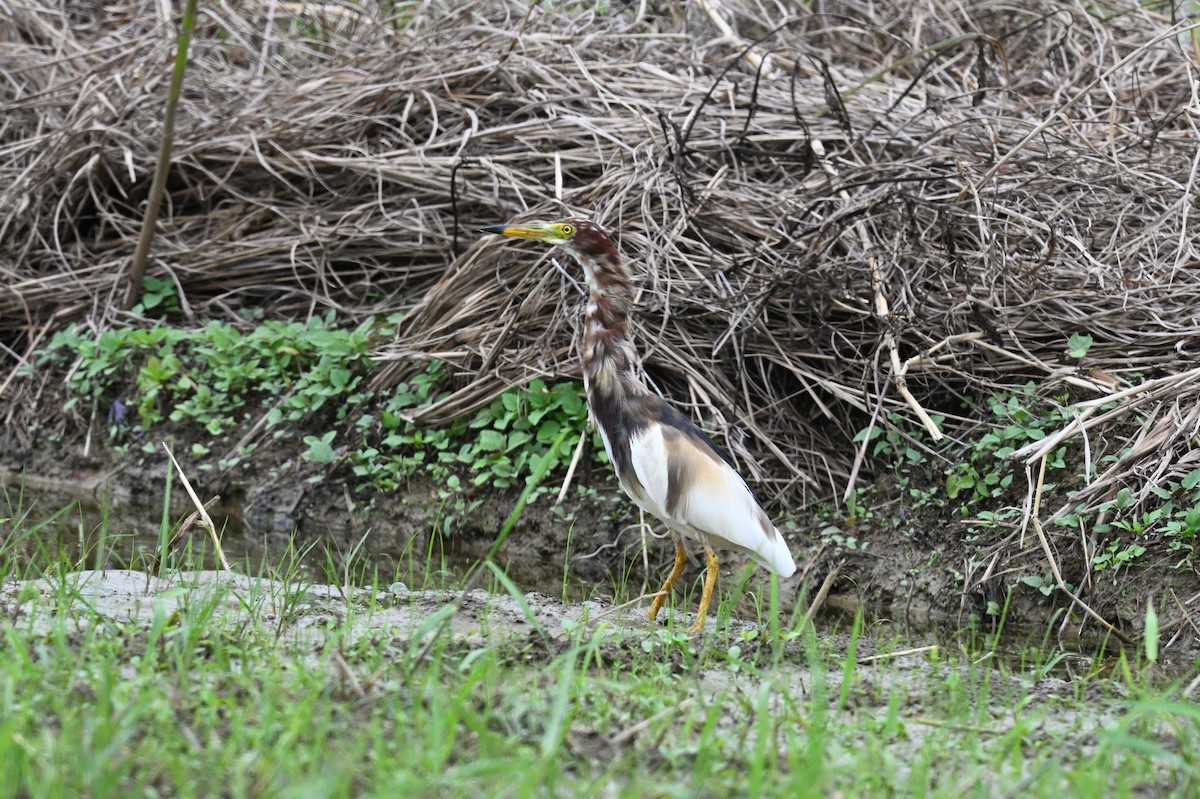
480, 218, 796, 632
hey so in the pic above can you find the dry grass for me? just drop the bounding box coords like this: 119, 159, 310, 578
3, 0, 1200, 513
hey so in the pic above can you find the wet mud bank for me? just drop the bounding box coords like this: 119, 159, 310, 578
0, 436, 1193, 658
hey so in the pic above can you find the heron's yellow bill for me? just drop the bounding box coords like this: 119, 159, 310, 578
479, 221, 576, 244
478, 223, 554, 240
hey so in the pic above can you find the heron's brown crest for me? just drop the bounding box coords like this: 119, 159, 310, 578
561, 218, 620, 264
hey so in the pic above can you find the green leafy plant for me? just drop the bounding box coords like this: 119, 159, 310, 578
1077, 471, 1200, 576
351, 376, 606, 502
131, 274, 182, 317
466, 379, 599, 489
303, 431, 338, 464
39, 312, 387, 435
944, 384, 1070, 510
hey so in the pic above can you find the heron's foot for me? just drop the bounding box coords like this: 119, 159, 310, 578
647, 589, 669, 622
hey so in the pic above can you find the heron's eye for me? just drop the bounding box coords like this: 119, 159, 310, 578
560, 224, 575, 237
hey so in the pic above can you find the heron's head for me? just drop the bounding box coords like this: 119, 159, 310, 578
479, 217, 618, 264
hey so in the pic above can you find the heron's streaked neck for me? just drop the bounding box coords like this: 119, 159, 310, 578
574, 250, 643, 400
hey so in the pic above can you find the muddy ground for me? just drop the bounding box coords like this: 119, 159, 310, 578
2, 415, 1189, 663
0, 565, 1130, 779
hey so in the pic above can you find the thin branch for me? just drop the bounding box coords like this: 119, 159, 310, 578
123, 0, 199, 310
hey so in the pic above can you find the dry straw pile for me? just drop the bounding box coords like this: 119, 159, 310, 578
3, 0, 1200, 517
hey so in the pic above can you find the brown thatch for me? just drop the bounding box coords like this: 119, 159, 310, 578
3, 0, 1200, 514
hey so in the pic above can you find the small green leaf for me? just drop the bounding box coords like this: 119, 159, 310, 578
1066, 333, 1094, 359
478, 430, 506, 452
853, 426, 882, 443
946, 474, 972, 499
303, 431, 337, 464
1114, 488, 1135, 509
536, 421, 563, 444
1184, 507, 1200, 533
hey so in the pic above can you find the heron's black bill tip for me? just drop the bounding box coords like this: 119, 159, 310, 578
478, 225, 507, 234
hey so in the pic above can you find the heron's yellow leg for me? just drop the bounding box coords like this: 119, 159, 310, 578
648, 534, 688, 622
688, 540, 719, 633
